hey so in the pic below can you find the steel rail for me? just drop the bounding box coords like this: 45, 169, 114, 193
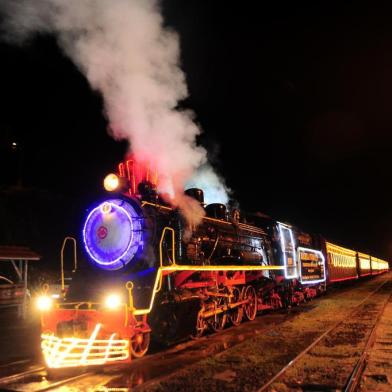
0, 365, 45, 384
36, 371, 94, 391
0, 358, 30, 369
257, 278, 392, 392
343, 292, 392, 392
0, 364, 94, 391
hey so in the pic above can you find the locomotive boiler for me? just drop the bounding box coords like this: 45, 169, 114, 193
37, 158, 389, 370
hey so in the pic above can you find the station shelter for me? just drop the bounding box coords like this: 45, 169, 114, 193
0, 246, 40, 318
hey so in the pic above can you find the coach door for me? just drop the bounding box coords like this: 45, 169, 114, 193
278, 222, 298, 279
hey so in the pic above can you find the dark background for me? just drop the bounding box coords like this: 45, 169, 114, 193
1, 0, 392, 265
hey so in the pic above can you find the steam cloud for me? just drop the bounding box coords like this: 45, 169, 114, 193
1, 0, 229, 225
186, 164, 230, 205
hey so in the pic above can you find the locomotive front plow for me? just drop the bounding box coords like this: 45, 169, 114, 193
41, 323, 129, 368
38, 281, 150, 369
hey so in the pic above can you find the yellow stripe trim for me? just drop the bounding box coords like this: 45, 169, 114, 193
133, 264, 284, 315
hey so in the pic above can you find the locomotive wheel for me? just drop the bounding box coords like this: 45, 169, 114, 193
191, 309, 207, 339
210, 296, 227, 331
244, 285, 257, 321
229, 286, 243, 326
130, 331, 150, 358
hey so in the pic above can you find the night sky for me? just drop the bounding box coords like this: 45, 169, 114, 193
1, 1, 392, 262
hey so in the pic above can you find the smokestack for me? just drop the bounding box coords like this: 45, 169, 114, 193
185, 188, 204, 204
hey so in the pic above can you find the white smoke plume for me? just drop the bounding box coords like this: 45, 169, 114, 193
1, 0, 229, 225
186, 164, 230, 205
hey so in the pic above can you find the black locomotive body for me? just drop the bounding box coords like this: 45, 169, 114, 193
38, 159, 389, 369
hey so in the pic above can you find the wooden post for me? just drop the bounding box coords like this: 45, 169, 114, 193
22, 260, 28, 319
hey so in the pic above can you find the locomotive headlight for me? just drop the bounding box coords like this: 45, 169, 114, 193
104, 294, 122, 310
104, 173, 120, 192
101, 202, 112, 214
36, 295, 53, 311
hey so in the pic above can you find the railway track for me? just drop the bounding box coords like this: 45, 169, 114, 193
258, 279, 392, 392
0, 309, 287, 391
349, 294, 392, 390
1, 277, 390, 391
0, 365, 45, 384
74, 279, 392, 391
0, 365, 95, 391
0, 359, 31, 370
0, 297, 310, 391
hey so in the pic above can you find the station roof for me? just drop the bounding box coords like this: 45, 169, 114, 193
0, 246, 41, 261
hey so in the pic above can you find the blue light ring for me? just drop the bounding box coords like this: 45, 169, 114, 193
85, 202, 134, 266
83, 202, 133, 266
82, 198, 143, 270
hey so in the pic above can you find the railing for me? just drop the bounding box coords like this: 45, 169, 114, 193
159, 226, 176, 267
61, 237, 78, 292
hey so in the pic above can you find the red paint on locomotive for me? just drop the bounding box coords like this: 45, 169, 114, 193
37, 158, 389, 369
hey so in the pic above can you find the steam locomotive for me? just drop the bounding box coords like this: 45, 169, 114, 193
38, 158, 389, 369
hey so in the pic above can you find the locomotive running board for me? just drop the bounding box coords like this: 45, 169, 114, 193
133, 264, 285, 316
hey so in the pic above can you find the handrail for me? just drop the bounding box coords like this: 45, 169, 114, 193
0, 275, 14, 285
61, 237, 78, 292
159, 227, 176, 267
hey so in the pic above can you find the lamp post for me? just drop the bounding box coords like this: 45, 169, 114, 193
11, 141, 24, 188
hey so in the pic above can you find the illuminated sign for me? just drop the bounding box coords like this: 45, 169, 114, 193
298, 247, 326, 284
